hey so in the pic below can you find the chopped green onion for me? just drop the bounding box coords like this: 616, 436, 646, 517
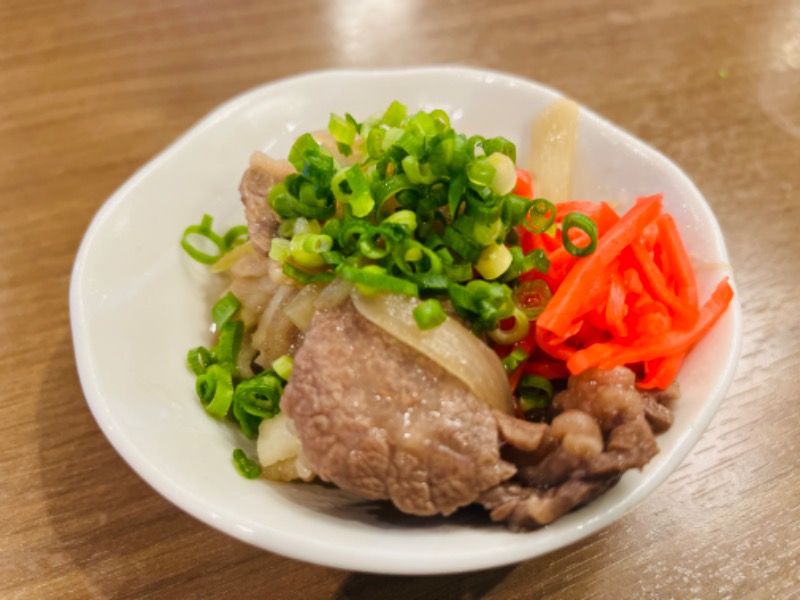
293, 217, 321, 236
476, 243, 513, 280
412, 299, 447, 330
268, 238, 291, 263
486, 152, 517, 196
466, 157, 496, 187
501, 247, 550, 282
214, 320, 243, 374
381, 100, 407, 127
223, 225, 249, 250
328, 113, 357, 146
181, 214, 241, 265
382, 209, 417, 233
562, 212, 598, 257
401, 155, 437, 185
358, 226, 398, 260
482, 136, 517, 163
487, 307, 530, 345
443, 226, 482, 263
518, 374, 554, 411
525, 198, 556, 234
502, 347, 530, 374
340, 265, 419, 297
287, 133, 321, 172
282, 263, 336, 285
502, 194, 533, 228
513, 279, 552, 319
271, 355, 294, 381
233, 370, 283, 420
195, 364, 234, 418
232, 449, 262, 479
187, 346, 213, 375
392, 239, 442, 277
302, 233, 333, 254
290, 233, 328, 268
332, 166, 375, 217
212, 292, 241, 330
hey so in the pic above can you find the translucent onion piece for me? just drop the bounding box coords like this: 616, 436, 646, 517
210, 240, 255, 273
351, 291, 514, 414
257, 412, 316, 482
226, 259, 282, 328
267, 258, 297, 286
314, 277, 354, 310
284, 283, 324, 332
529, 98, 579, 205
252, 285, 300, 366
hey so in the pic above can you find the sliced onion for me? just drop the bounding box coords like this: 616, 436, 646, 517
252, 285, 300, 366
257, 412, 316, 482
351, 291, 514, 414
529, 98, 579, 205
314, 276, 353, 310
267, 259, 297, 286
211, 240, 256, 273
284, 283, 324, 332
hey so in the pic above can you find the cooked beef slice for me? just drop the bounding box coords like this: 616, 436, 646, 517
480, 476, 620, 532
280, 301, 516, 516
239, 152, 295, 254
481, 367, 671, 531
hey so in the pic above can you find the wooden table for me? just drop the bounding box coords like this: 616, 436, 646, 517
3, 0, 798, 597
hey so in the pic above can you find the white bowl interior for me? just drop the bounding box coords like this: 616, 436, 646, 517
70, 67, 741, 574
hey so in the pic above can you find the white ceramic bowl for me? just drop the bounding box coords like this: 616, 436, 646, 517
70, 67, 742, 574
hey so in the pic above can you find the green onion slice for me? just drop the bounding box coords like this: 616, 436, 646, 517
282, 263, 336, 285
187, 346, 213, 376
524, 198, 557, 234
340, 265, 419, 297
212, 292, 241, 330
561, 212, 599, 257
271, 355, 294, 381
412, 299, 447, 330
233, 370, 283, 420
214, 320, 243, 374
232, 449, 262, 479
502, 347, 530, 374
195, 364, 234, 418
513, 279, 552, 319
181, 214, 227, 264
518, 374, 554, 411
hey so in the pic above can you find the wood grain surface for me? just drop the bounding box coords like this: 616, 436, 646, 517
2, 0, 799, 598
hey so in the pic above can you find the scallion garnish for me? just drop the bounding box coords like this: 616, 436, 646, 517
187, 346, 213, 375
412, 299, 447, 330
561, 212, 599, 257
525, 198, 556, 234
518, 374, 554, 411
195, 364, 234, 418
232, 449, 262, 479
181, 214, 249, 265
271, 354, 294, 381
212, 292, 241, 330
502, 347, 530, 374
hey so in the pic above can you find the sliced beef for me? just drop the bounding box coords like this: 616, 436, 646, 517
281, 301, 516, 517
239, 151, 295, 254
278, 293, 673, 528
480, 477, 620, 532
641, 394, 674, 433
480, 367, 671, 531
641, 383, 679, 432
